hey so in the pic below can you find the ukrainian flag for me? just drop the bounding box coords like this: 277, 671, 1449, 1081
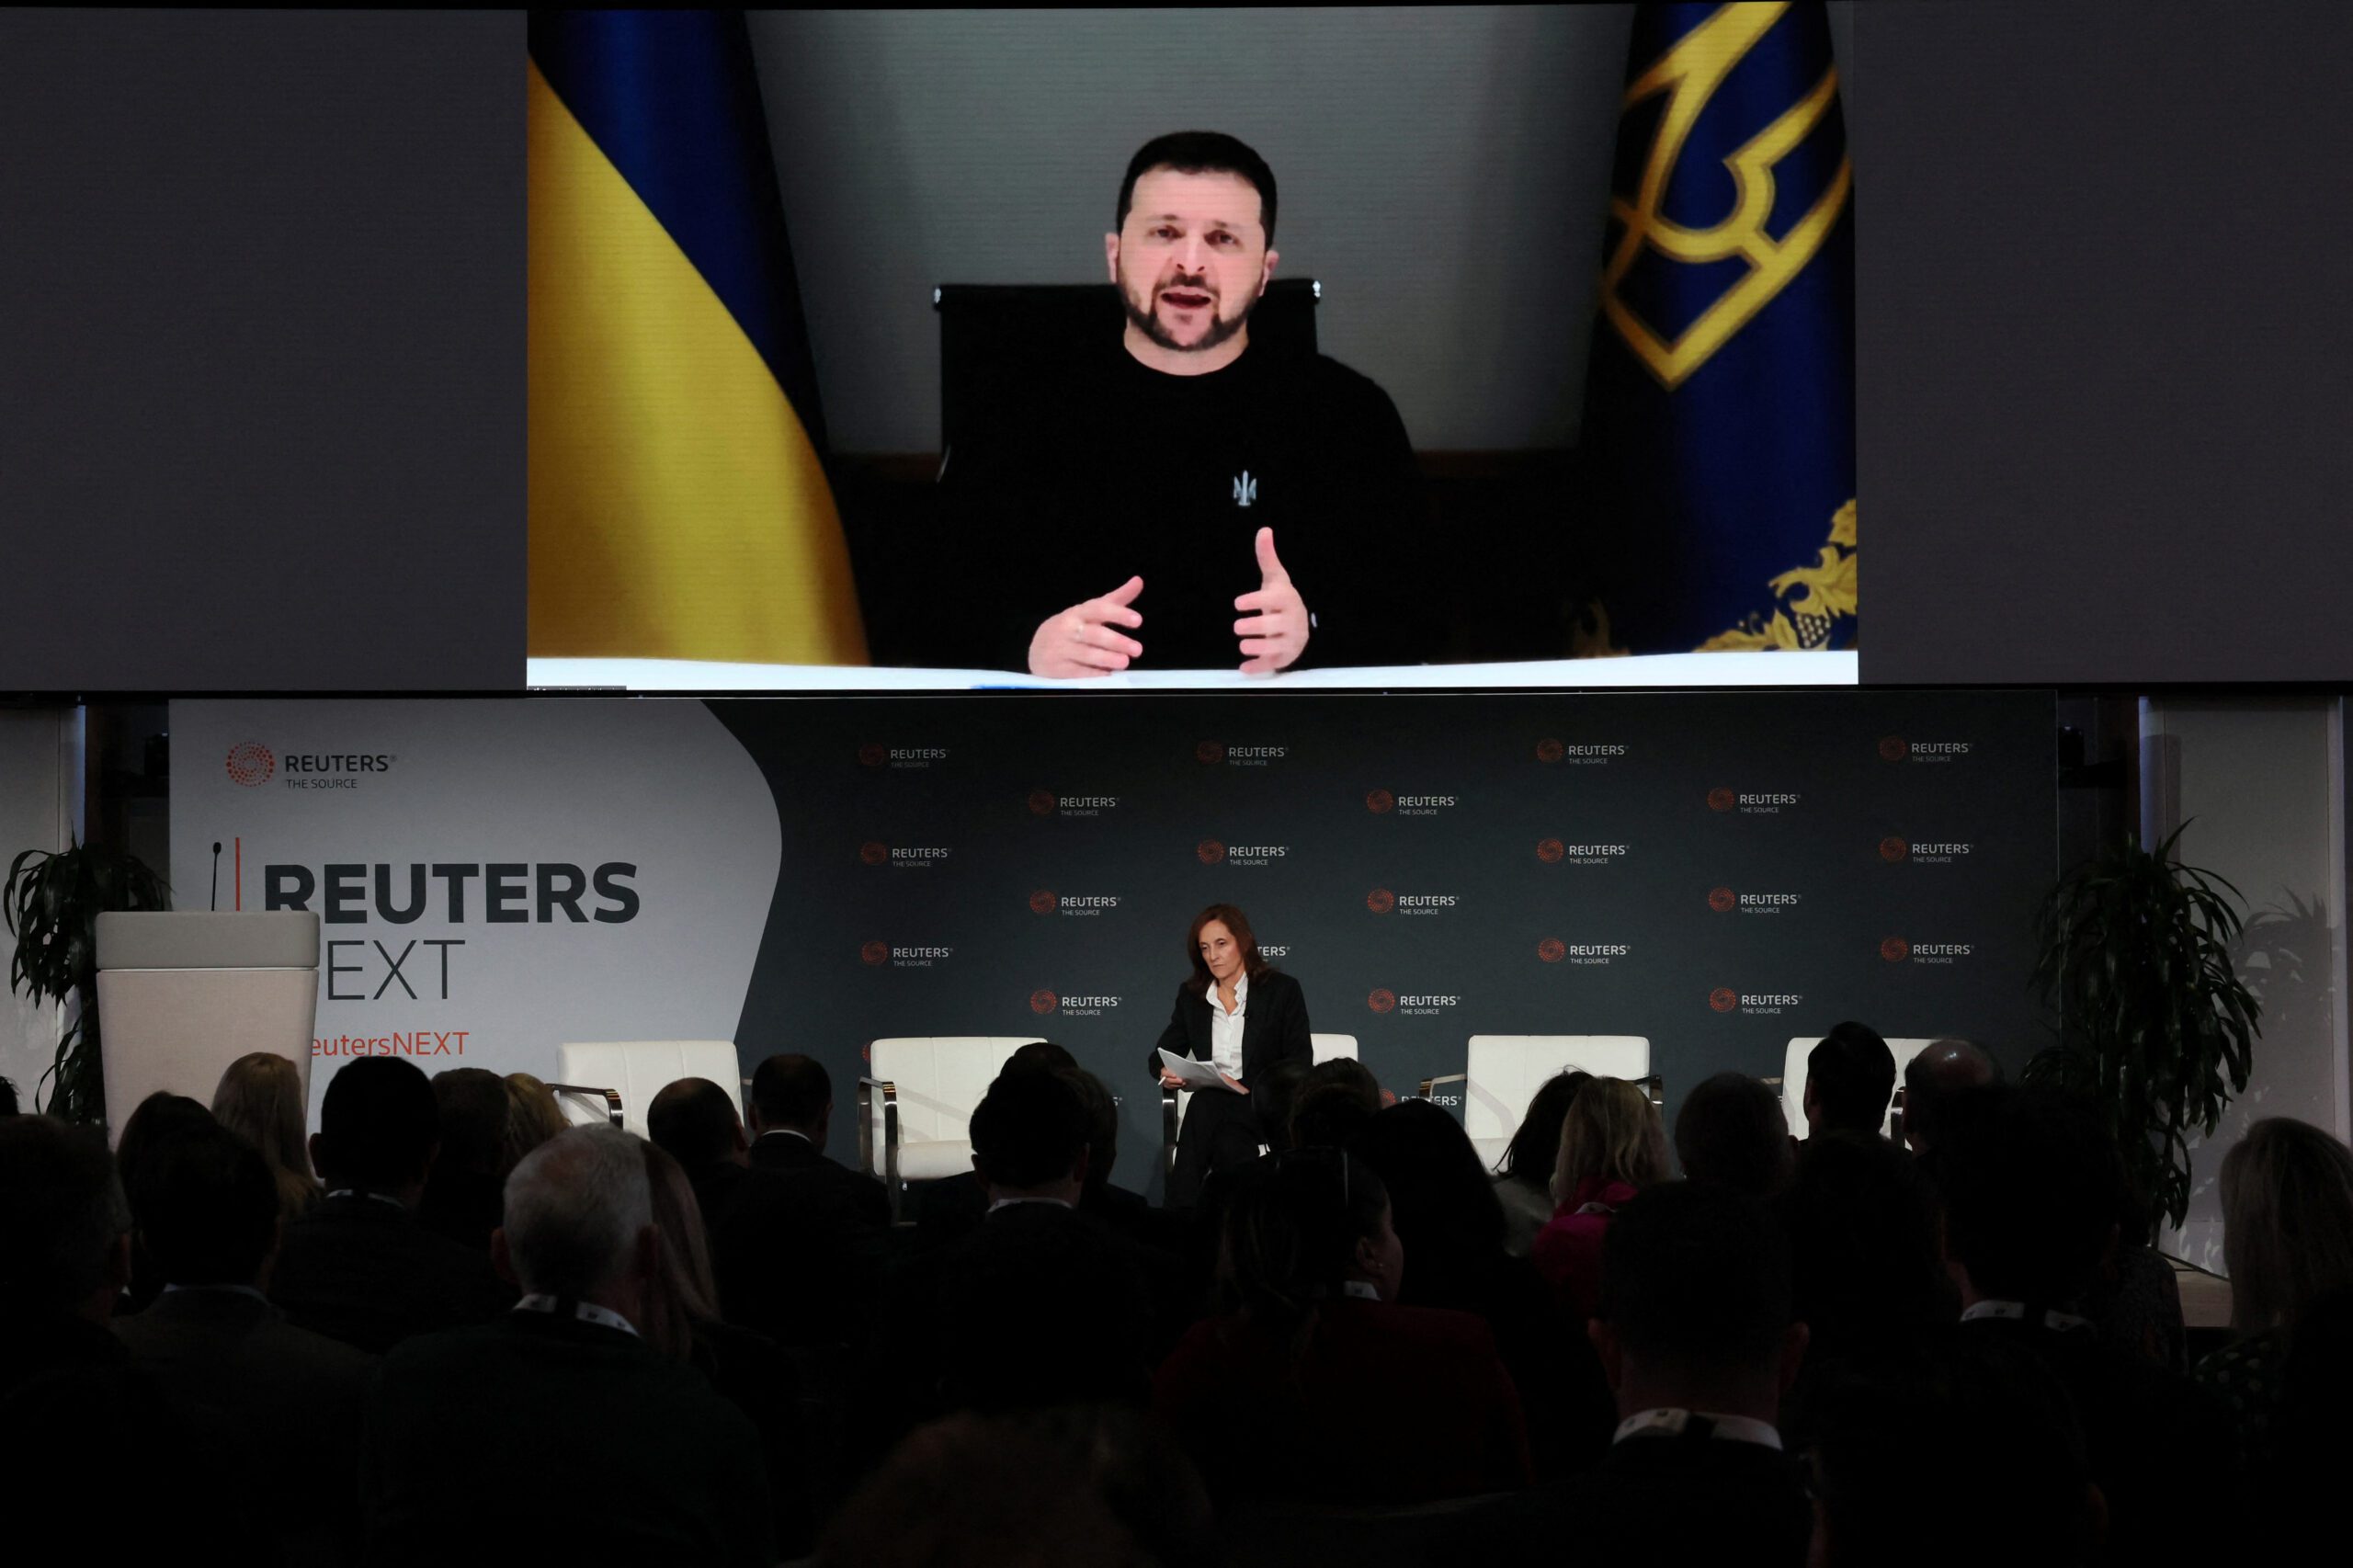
529, 10, 867, 665
1575, 1, 1855, 655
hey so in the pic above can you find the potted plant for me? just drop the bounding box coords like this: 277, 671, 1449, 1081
2024, 824, 2258, 1234
5, 840, 170, 1124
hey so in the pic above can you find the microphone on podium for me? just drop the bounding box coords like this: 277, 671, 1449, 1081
210, 842, 222, 911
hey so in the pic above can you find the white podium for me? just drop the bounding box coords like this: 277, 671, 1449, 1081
95, 911, 321, 1133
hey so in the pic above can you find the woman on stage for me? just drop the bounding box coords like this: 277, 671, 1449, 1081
1146, 903, 1312, 1208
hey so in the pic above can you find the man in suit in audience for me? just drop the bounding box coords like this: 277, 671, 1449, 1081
363, 1126, 775, 1566
747, 1051, 892, 1227
1804, 1021, 1898, 1137
1462, 1182, 1813, 1563
648, 1074, 885, 1348
268, 1056, 512, 1355
1941, 1085, 2232, 1562
114, 1121, 377, 1565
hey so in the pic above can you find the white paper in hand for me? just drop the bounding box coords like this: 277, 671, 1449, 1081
1159, 1050, 1240, 1092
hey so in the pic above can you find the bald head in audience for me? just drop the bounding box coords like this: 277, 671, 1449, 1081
1902, 1039, 2000, 1154
648, 1078, 749, 1170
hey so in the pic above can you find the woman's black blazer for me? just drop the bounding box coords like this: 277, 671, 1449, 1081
1143, 969, 1313, 1087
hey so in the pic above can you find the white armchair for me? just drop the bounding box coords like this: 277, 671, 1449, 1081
1778, 1036, 1941, 1140
859, 1037, 1044, 1220
550, 1040, 745, 1136
1420, 1035, 1656, 1170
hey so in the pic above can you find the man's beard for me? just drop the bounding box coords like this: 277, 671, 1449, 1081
1120, 267, 1257, 354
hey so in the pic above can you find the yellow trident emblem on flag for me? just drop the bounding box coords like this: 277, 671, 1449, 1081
1601, 2, 1853, 390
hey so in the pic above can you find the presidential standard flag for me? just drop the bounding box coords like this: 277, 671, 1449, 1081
529, 10, 867, 665
1576, 1, 1856, 655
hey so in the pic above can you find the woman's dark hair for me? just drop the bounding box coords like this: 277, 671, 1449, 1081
1497, 1071, 1589, 1185
114, 1092, 216, 1199
1218, 1148, 1391, 1364
1352, 1100, 1506, 1303
1182, 903, 1268, 995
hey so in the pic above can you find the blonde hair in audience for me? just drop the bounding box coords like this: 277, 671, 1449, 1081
502, 1073, 569, 1174
1552, 1076, 1670, 1208
638, 1139, 720, 1363
2221, 1117, 2353, 1335
211, 1051, 318, 1222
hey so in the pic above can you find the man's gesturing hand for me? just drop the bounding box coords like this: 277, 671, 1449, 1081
1029, 575, 1145, 678
1233, 528, 1310, 674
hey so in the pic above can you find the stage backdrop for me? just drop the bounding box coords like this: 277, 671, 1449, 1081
175, 691, 2053, 1199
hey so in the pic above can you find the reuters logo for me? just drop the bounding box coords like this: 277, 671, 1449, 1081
1536, 738, 1564, 763
1879, 735, 1907, 762
225, 742, 276, 787
1029, 989, 1059, 1016
1536, 838, 1565, 863
1197, 839, 1226, 865
1367, 988, 1397, 1014
1708, 987, 1737, 1013
1708, 886, 1736, 913
1881, 937, 1912, 962
859, 941, 888, 967
858, 841, 888, 866
1879, 836, 1910, 863
858, 743, 888, 767
1196, 742, 1224, 765
1365, 789, 1395, 814
1537, 937, 1566, 963
1027, 789, 1056, 816
1366, 889, 1396, 914
1029, 890, 1058, 915
1707, 788, 1736, 812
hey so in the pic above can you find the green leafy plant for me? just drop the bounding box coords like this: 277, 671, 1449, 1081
2024, 824, 2257, 1233
5, 841, 170, 1124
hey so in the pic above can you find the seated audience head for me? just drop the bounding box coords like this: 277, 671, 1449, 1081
127, 1121, 278, 1290
1497, 1068, 1591, 1185
0, 1116, 131, 1324
113, 1090, 214, 1193
1785, 1130, 1948, 1363
636, 1138, 720, 1362
1591, 1182, 1805, 1422
2219, 1117, 2353, 1335
500, 1073, 568, 1171
496, 1124, 656, 1318
1350, 1098, 1506, 1276
1006, 1040, 1079, 1075
1287, 1057, 1382, 1149
1249, 1057, 1311, 1153
0, 1074, 17, 1118
312, 1056, 439, 1202
1938, 1085, 2117, 1310
1220, 1148, 1399, 1352
1552, 1076, 1670, 1208
749, 1052, 833, 1143
1055, 1066, 1120, 1201
426, 1066, 508, 1177
211, 1051, 318, 1221
1808, 1339, 2099, 1568
969, 1066, 1089, 1201
1675, 1072, 1796, 1197
1900, 1037, 2000, 1153
1804, 1021, 1897, 1136
646, 1077, 747, 1170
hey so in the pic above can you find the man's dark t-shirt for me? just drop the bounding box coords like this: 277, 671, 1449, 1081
942, 334, 1427, 672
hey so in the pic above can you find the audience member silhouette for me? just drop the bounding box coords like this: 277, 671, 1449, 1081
1939, 1085, 2234, 1561
268, 1056, 511, 1355
210, 1051, 320, 1225
2193, 1116, 2353, 1463
1675, 1071, 1796, 1197
114, 1119, 376, 1566
1155, 1147, 1532, 1505
363, 1126, 775, 1566
1492, 1070, 1588, 1256
1806, 1337, 2102, 1567
112, 1089, 218, 1312
0, 1074, 17, 1117
415, 1065, 509, 1252
1897, 1037, 1998, 1159
1803, 1021, 1897, 1137
499, 1071, 567, 1171
1531, 1076, 1670, 1319
1465, 1182, 1812, 1564
1287, 1056, 1383, 1151
747, 1051, 892, 1226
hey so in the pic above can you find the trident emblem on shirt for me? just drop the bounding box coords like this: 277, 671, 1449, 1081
1233, 471, 1257, 507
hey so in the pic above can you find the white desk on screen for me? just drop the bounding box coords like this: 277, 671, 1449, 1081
529, 651, 1858, 691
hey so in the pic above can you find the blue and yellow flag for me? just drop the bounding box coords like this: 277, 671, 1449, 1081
1576, 1, 1855, 655
529, 11, 866, 665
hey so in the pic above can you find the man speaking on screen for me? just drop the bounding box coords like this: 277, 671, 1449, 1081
941, 131, 1427, 676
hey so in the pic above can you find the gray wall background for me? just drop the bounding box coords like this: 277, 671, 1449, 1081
752, 7, 1649, 454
